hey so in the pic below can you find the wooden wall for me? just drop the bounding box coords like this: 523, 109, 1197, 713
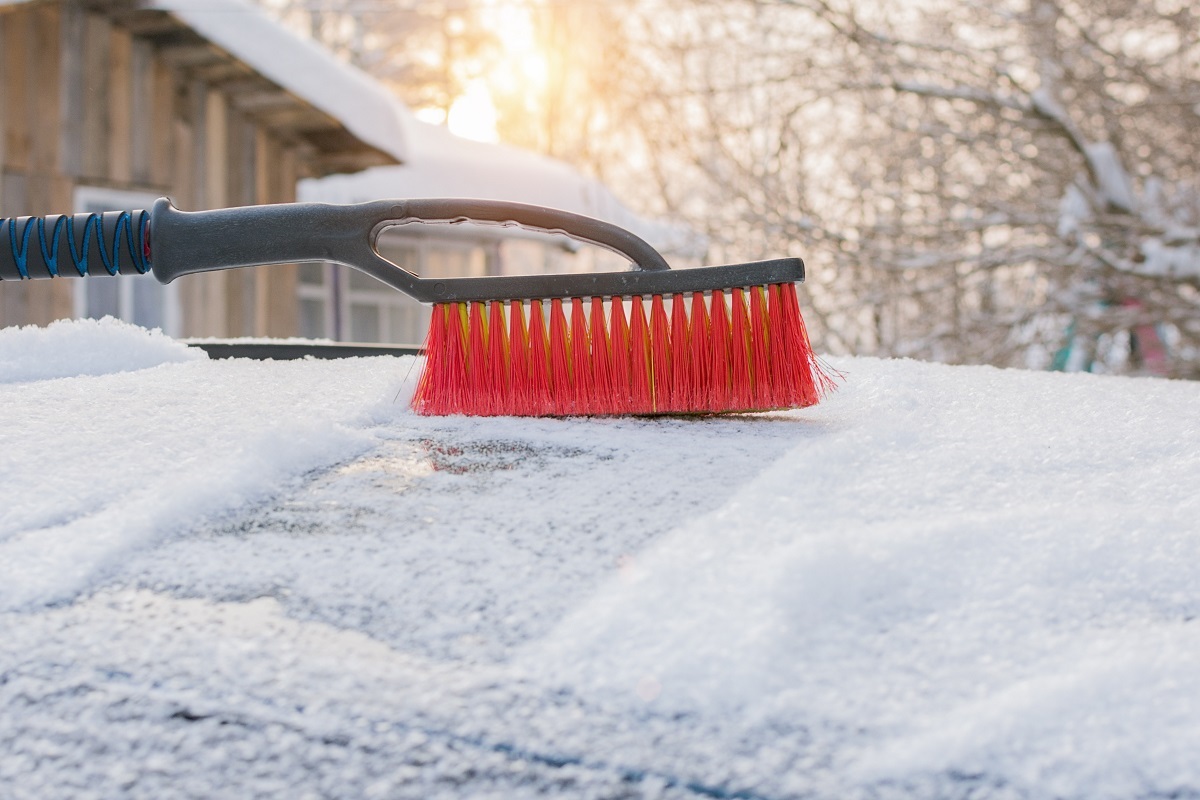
0, 1, 300, 337
0, 4, 74, 326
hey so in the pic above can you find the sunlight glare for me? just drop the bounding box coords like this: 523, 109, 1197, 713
519, 50, 550, 89
447, 81, 500, 142
428, 2, 553, 143
482, 3, 550, 95
415, 107, 448, 126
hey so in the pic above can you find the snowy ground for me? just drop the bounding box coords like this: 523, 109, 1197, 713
2, 318, 1199, 800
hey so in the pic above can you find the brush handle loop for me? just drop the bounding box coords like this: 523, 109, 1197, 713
378, 199, 671, 272
147, 198, 673, 303
0, 211, 151, 280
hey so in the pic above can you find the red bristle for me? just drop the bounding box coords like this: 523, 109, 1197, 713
487, 300, 509, 415
767, 283, 797, 407
464, 301, 489, 415
549, 298, 573, 415
570, 297, 594, 414
649, 295, 672, 412
609, 297, 632, 414
690, 292, 711, 409
729, 288, 754, 410
708, 290, 731, 410
412, 286, 832, 417
749, 285, 772, 410
508, 300, 532, 415
590, 297, 614, 415
414, 287, 832, 417
436, 302, 470, 415
669, 293, 692, 412
628, 296, 653, 413
780, 282, 836, 407
528, 300, 553, 415
411, 303, 447, 415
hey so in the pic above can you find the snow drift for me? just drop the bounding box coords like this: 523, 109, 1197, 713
1, 318, 1198, 799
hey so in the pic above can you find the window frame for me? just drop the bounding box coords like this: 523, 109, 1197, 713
71, 186, 182, 337
297, 232, 498, 344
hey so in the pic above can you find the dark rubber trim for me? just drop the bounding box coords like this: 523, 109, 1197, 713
186, 341, 420, 360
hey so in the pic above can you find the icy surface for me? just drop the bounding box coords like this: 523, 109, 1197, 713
2, 319, 1199, 799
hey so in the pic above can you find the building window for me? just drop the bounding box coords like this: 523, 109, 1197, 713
297, 262, 333, 339
71, 187, 181, 337
298, 235, 493, 345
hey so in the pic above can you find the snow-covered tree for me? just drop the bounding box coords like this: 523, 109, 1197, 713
611, 0, 1200, 375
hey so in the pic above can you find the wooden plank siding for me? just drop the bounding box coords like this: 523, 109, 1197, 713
0, 5, 74, 325
107, 23, 134, 185
0, 2, 321, 337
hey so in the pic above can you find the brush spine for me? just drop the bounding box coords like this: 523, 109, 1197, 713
417, 258, 805, 304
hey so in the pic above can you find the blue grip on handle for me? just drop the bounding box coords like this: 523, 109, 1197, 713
0, 210, 151, 280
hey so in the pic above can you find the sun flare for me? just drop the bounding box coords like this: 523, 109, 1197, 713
439, 2, 550, 143
447, 81, 500, 142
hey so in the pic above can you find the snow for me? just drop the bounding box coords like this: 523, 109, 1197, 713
1056, 183, 1090, 240
0, 317, 203, 384
1140, 235, 1200, 278
3, 318, 1200, 799
1083, 142, 1136, 214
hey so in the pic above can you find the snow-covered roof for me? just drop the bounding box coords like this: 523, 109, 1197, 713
147, 0, 407, 165
5, 317, 1200, 798
300, 118, 704, 260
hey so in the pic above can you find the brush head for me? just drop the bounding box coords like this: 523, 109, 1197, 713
411, 284, 835, 417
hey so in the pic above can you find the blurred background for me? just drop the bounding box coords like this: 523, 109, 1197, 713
257, 0, 1200, 379
258, 0, 1195, 381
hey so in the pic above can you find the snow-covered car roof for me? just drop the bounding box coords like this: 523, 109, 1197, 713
2, 318, 1199, 798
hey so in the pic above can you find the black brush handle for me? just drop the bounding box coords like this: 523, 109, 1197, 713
148, 198, 673, 289
0, 211, 150, 279
150, 199, 803, 302
0, 199, 666, 286
2, 198, 805, 303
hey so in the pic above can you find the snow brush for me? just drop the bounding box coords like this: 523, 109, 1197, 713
0, 198, 834, 416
